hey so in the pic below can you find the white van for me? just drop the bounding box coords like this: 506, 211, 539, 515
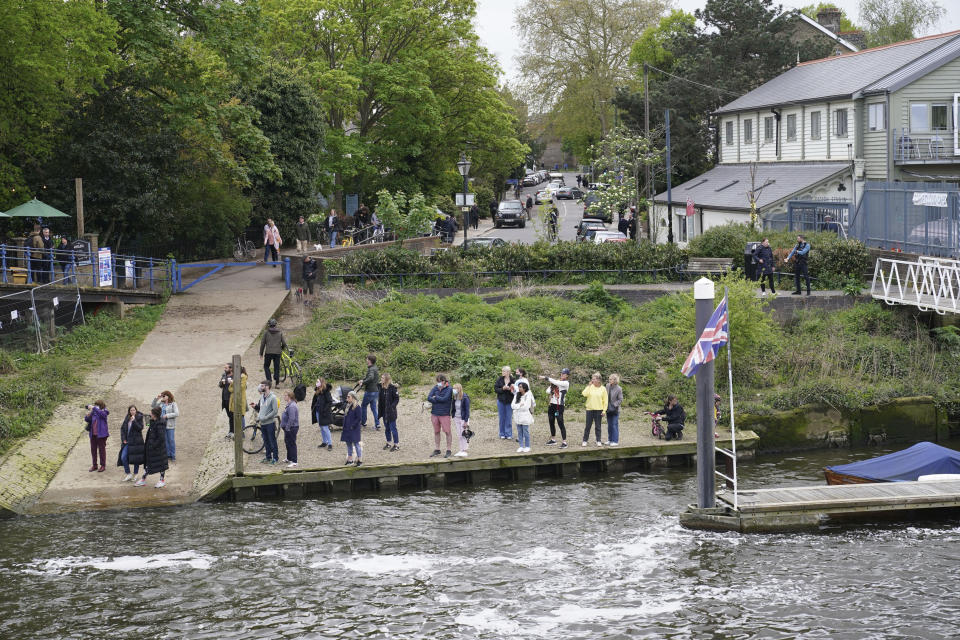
548, 172, 565, 184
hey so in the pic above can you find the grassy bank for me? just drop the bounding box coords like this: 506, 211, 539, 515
293, 277, 959, 421
0, 305, 164, 455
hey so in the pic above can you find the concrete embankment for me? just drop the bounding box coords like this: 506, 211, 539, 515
0, 264, 289, 516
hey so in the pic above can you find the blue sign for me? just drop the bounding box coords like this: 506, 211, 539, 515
505, 179, 518, 185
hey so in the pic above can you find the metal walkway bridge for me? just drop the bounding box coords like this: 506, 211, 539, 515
871, 256, 960, 314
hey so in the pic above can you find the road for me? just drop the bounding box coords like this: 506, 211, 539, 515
484, 171, 600, 245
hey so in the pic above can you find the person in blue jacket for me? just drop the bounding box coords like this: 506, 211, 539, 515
786, 235, 811, 295
341, 391, 363, 466
427, 374, 453, 458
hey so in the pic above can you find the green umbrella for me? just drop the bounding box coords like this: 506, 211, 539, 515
4, 198, 71, 218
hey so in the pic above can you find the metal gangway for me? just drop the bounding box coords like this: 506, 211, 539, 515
871, 256, 960, 314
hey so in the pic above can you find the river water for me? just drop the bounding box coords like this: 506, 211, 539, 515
2, 447, 958, 639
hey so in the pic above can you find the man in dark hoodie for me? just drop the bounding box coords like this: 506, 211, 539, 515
356, 354, 380, 429
260, 318, 287, 387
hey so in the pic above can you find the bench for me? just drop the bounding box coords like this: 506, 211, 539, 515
681, 257, 734, 278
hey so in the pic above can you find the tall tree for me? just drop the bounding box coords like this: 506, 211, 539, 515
858, 0, 945, 47
514, 0, 670, 159
0, 0, 117, 209
241, 66, 326, 236
261, 0, 525, 207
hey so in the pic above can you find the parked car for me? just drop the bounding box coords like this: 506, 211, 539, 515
576, 220, 608, 242
522, 175, 538, 187
593, 231, 628, 244
463, 237, 508, 248
535, 188, 557, 204
555, 186, 583, 200
494, 200, 526, 228
581, 193, 612, 222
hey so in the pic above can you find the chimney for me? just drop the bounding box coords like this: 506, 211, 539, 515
817, 7, 842, 34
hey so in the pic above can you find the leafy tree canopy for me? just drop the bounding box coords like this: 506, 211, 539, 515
858, 0, 945, 47
799, 4, 860, 32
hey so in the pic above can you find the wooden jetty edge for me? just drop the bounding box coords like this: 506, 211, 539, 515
679, 479, 960, 533
200, 432, 759, 503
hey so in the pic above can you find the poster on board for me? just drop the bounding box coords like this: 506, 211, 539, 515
98, 248, 113, 287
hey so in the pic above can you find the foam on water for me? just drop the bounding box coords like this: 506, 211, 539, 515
24, 550, 215, 575
312, 552, 450, 575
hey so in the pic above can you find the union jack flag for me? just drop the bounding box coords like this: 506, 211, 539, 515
681, 296, 728, 378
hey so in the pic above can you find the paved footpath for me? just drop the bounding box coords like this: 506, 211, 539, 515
21, 263, 289, 514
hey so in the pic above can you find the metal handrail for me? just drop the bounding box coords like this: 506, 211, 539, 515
871, 257, 960, 315
0, 243, 172, 292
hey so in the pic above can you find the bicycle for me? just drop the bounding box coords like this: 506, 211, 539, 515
233, 233, 257, 261
279, 349, 302, 385
240, 411, 284, 455
646, 411, 668, 439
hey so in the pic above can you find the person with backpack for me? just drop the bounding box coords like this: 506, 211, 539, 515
280, 390, 300, 468
379, 373, 400, 452
117, 405, 145, 481
84, 401, 110, 473
311, 378, 335, 451
605, 374, 623, 446
511, 381, 534, 453
260, 318, 287, 389
538, 368, 569, 448
151, 390, 179, 461
135, 407, 168, 488
787, 235, 811, 295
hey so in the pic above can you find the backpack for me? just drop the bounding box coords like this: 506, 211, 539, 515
293, 383, 307, 402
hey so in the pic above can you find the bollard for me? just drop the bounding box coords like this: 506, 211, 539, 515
283, 257, 291, 290
1, 245, 6, 284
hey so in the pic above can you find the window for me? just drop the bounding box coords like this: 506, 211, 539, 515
834, 108, 848, 137
910, 103, 928, 132
786, 114, 797, 141
932, 104, 949, 130
676, 212, 688, 243
810, 111, 821, 140
868, 103, 886, 131
764, 116, 774, 142
725, 121, 734, 145
743, 119, 753, 144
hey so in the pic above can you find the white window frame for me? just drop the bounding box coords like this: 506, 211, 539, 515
786, 114, 797, 141
764, 116, 774, 142
931, 103, 950, 131
676, 212, 688, 243
868, 103, 886, 131
810, 111, 821, 140
743, 119, 753, 144
834, 108, 848, 137
954, 94, 960, 155
725, 121, 734, 145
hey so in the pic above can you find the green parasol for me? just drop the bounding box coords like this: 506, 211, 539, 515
3, 198, 71, 218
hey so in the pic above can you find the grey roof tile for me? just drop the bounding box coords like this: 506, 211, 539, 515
653, 162, 849, 210
715, 32, 960, 114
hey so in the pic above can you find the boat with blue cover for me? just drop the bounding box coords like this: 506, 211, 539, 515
824, 442, 960, 485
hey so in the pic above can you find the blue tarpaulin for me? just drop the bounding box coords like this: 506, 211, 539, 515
826, 442, 960, 482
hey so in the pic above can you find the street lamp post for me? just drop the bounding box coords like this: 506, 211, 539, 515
456, 152, 471, 246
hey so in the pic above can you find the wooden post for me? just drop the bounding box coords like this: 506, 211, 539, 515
232, 354, 244, 477
75, 178, 84, 238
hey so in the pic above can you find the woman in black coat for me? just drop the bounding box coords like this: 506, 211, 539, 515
136, 407, 169, 488
311, 378, 334, 451
117, 405, 145, 481
755, 237, 776, 295
378, 373, 400, 451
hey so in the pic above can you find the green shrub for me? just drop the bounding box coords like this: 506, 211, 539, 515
426, 335, 464, 371
389, 342, 426, 371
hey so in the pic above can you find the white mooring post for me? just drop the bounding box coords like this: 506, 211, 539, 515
694, 277, 716, 509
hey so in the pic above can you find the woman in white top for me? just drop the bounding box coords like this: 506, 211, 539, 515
511, 382, 535, 453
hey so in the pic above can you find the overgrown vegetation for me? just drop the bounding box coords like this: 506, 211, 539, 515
0, 305, 163, 455
294, 276, 959, 421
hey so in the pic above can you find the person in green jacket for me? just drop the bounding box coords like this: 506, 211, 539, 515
356, 354, 380, 429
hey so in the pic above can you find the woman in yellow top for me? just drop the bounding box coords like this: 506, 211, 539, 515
581, 372, 607, 446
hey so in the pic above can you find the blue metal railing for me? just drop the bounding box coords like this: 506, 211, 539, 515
0, 244, 173, 292
894, 128, 959, 163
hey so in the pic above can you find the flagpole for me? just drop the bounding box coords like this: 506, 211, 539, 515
693, 278, 715, 509
724, 286, 737, 510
